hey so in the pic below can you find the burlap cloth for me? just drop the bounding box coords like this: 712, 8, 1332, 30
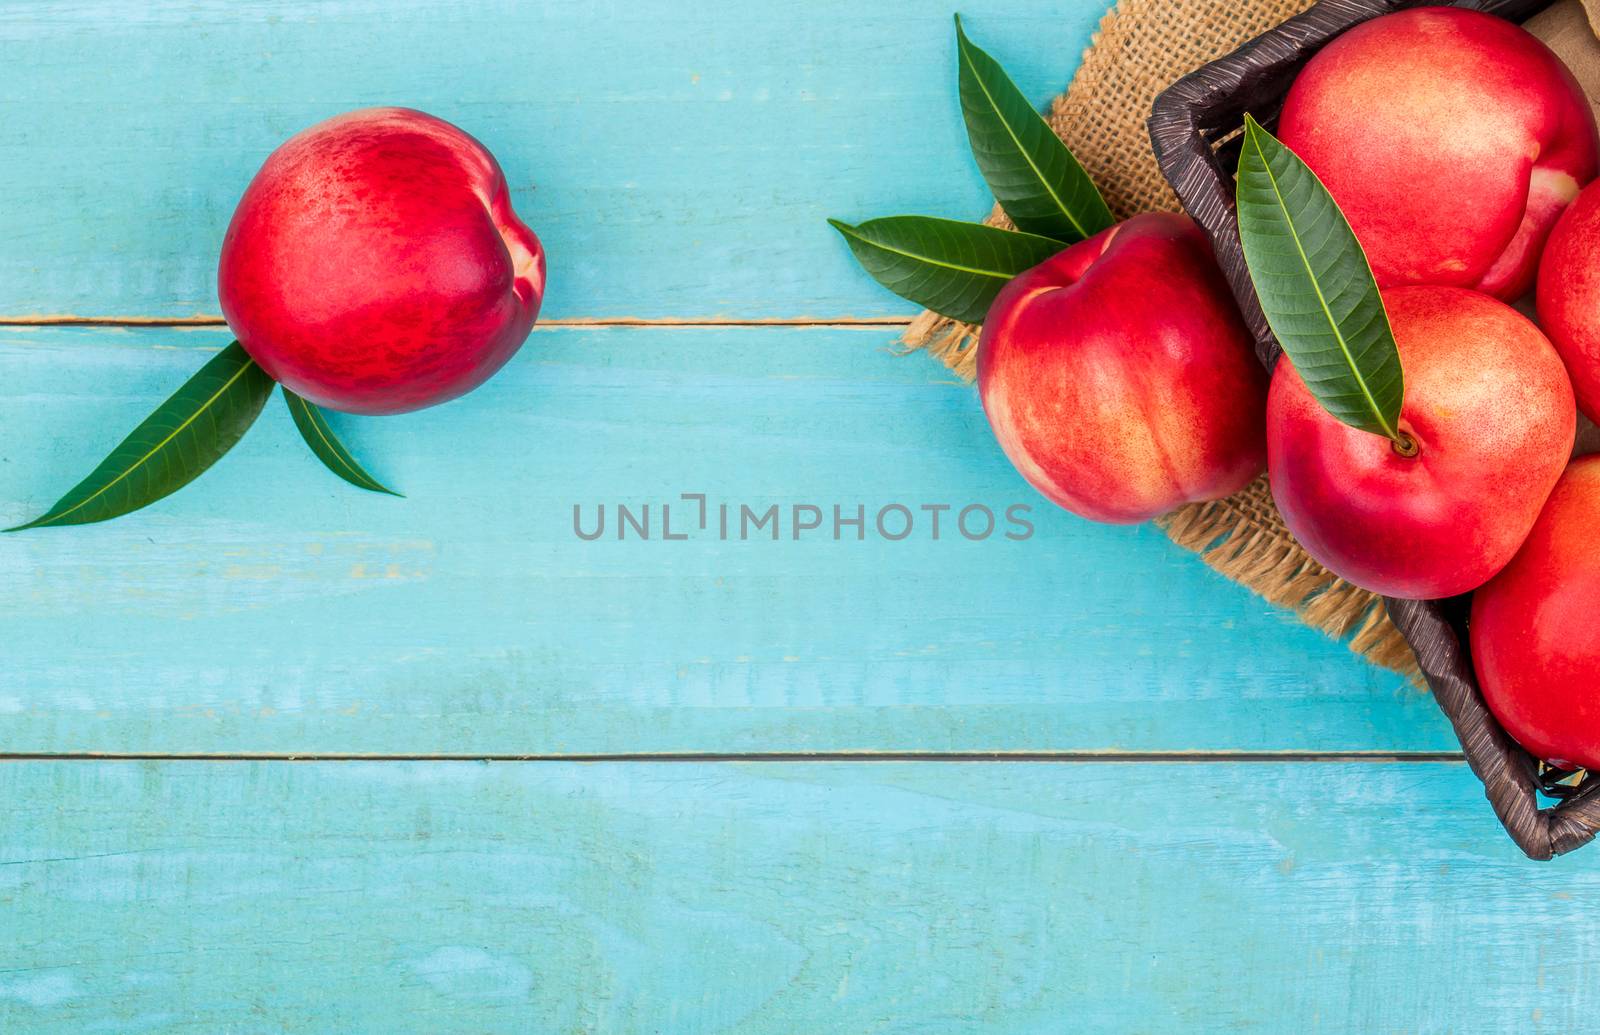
905, 0, 1600, 682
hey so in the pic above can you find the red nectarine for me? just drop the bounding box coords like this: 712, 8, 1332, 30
1267, 285, 1574, 600
977, 212, 1266, 524
1279, 7, 1597, 301
219, 107, 545, 415
1472, 456, 1600, 771
1537, 177, 1600, 422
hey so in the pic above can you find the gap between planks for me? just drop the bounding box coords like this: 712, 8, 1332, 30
0, 751, 1468, 764
0, 315, 1428, 771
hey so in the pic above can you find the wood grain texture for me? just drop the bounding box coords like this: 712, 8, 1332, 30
0, 324, 1436, 755
5, 1, 1560, 1027
1, 759, 1592, 1033
0, 0, 1103, 321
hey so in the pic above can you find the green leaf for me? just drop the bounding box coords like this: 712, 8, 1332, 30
284, 389, 402, 497
1236, 114, 1405, 441
955, 14, 1114, 243
828, 216, 1062, 323
7, 342, 275, 531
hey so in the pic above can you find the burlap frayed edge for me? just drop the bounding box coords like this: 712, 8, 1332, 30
899, 0, 1421, 683
1156, 480, 1422, 680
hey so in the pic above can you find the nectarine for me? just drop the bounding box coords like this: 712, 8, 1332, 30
1537, 177, 1600, 422
1267, 285, 1574, 599
977, 212, 1266, 524
1472, 456, 1600, 771
219, 107, 545, 415
1279, 7, 1597, 301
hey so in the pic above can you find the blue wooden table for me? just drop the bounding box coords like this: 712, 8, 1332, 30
1, 2, 1593, 1030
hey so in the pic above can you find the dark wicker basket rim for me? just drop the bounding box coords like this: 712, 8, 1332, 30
1147, 0, 1600, 859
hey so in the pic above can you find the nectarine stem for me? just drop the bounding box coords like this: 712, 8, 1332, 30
1391, 432, 1420, 459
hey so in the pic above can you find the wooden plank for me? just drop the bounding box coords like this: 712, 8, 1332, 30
0, 0, 1107, 320
0, 759, 1587, 1032
0, 324, 1440, 755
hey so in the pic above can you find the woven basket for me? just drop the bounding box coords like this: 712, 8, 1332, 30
1149, 0, 1600, 859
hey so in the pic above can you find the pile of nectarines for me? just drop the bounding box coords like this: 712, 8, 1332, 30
976, 8, 1600, 771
